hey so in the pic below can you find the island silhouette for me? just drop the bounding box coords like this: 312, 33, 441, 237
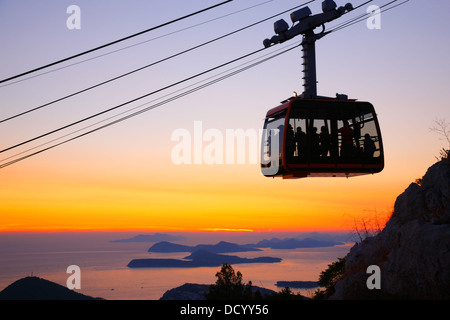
147, 238, 343, 253
127, 249, 281, 268
127, 237, 343, 268
148, 240, 261, 253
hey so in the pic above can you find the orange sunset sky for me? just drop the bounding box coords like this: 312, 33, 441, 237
0, 0, 448, 233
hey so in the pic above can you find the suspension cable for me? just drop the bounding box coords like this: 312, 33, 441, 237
0, 1, 233, 84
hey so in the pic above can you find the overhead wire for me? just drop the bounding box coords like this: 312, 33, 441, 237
0, 42, 300, 165
327, 0, 376, 30
327, 0, 408, 33
0, 0, 275, 88
0, 0, 315, 124
0, 41, 302, 169
0, 0, 233, 84
0, 0, 410, 169
0, 46, 268, 154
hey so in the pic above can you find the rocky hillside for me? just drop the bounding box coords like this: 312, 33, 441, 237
331, 159, 450, 299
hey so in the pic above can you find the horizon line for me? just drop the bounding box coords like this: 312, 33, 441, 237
0, 227, 353, 234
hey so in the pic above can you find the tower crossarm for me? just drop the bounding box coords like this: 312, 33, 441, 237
263, 0, 353, 48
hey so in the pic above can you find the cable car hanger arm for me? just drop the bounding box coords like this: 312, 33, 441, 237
263, 0, 354, 48
263, 0, 354, 99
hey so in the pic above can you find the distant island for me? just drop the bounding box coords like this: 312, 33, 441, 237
127, 237, 343, 269
128, 249, 281, 268
147, 238, 343, 254
110, 233, 185, 243
250, 237, 343, 249
148, 241, 261, 253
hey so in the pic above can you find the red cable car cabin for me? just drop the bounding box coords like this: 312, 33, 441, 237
261, 97, 384, 178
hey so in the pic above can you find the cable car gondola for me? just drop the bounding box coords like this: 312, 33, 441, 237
261, 96, 384, 178
260, 0, 384, 179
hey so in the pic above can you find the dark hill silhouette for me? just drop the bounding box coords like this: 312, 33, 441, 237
331, 159, 450, 299
0, 277, 102, 300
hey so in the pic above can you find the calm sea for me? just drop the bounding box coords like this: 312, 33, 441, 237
0, 232, 353, 300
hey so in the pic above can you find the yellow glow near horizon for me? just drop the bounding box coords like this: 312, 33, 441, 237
0, 154, 401, 233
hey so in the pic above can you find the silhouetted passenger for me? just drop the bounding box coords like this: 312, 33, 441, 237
286, 124, 295, 158
319, 126, 330, 158
363, 133, 376, 158
338, 120, 354, 158
295, 127, 306, 158
309, 127, 320, 159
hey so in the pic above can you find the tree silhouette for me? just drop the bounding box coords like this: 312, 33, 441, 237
204, 263, 254, 300
430, 118, 450, 160
205, 263, 309, 300
313, 257, 346, 299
